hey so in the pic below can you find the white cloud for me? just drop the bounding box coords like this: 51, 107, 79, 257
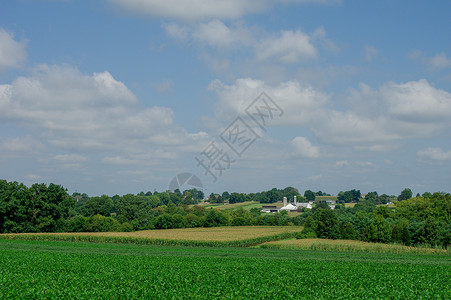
356, 161, 373, 167
152, 79, 174, 93
427, 52, 451, 70
108, 0, 338, 21
165, 21, 323, 70
408, 49, 422, 60
315, 111, 398, 145
320, 79, 451, 147
256, 30, 317, 63
291, 136, 320, 158
0, 64, 208, 162
209, 78, 328, 125
0, 136, 44, 156
311, 26, 339, 54
192, 20, 253, 48
383, 79, 451, 123
54, 154, 87, 163
210, 77, 451, 152
334, 160, 348, 167
409, 51, 451, 70
417, 147, 451, 161
164, 23, 189, 41
0, 28, 27, 71
25, 174, 43, 181
365, 45, 378, 62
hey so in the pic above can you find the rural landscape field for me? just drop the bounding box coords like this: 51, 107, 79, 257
3, 1, 451, 299
1, 227, 450, 299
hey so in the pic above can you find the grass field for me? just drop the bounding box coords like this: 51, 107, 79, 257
258, 238, 449, 255
1, 239, 449, 299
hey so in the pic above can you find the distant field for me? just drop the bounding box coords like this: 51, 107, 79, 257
1, 239, 449, 299
1, 226, 304, 247
345, 202, 356, 207
59, 226, 302, 241
258, 238, 449, 255
287, 211, 301, 217
316, 196, 338, 200
200, 201, 265, 210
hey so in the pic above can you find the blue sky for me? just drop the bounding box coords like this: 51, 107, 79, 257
1, 0, 451, 196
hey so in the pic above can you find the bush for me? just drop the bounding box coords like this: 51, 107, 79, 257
83, 215, 121, 232
119, 222, 134, 232
296, 228, 317, 239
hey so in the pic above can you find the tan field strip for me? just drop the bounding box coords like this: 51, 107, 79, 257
259, 238, 448, 255
3, 226, 303, 242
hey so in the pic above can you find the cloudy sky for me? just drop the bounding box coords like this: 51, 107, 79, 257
1, 1, 450, 196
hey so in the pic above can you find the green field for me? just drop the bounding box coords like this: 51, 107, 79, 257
1, 239, 450, 299
200, 201, 265, 210
315, 196, 338, 201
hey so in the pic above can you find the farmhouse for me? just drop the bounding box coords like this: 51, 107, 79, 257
261, 196, 313, 213
261, 205, 280, 213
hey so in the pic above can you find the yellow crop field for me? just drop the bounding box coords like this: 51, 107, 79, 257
7, 226, 303, 242
258, 238, 448, 255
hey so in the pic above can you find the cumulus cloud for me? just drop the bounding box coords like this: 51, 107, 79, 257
209, 77, 451, 151
409, 50, 451, 70
166, 21, 319, 65
0, 28, 27, 71
108, 0, 339, 21
417, 147, 451, 161
255, 30, 317, 63
427, 52, 451, 70
383, 79, 451, 123
320, 79, 451, 148
191, 20, 253, 48
0, 64, 208, 164
208, 77, 328, 125
292, 136, 320, 158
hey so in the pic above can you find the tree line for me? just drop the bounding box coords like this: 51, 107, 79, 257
1, 179, 449, 248
298, 192, 450, 248
0, 180, 301, 233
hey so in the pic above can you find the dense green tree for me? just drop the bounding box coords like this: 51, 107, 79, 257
422, 192, 432, 198
305, 208, 339, 239
221, 191, 230, 201
398, 188, 413, 201
82, 195, 113, 217
204, 209, 228, 227
338, 221, 356, 240
304, 190, 316, 202
338, 189, 361, 203
392, 218, 410, 245
362, 215, 392, 243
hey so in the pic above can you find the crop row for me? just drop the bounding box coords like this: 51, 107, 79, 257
259, 238, 450, 255
0, 231, 298, 247
1, 240, 449, 299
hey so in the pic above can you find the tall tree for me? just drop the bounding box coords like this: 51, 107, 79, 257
398, 188, 413, 201
304, 190, 316, 202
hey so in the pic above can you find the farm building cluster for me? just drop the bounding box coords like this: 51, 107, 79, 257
261, 196, 335, 213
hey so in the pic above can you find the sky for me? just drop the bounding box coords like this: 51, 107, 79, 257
1, 0, 451, 197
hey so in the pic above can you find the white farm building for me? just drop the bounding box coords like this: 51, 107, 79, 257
261, 196, 313, 213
